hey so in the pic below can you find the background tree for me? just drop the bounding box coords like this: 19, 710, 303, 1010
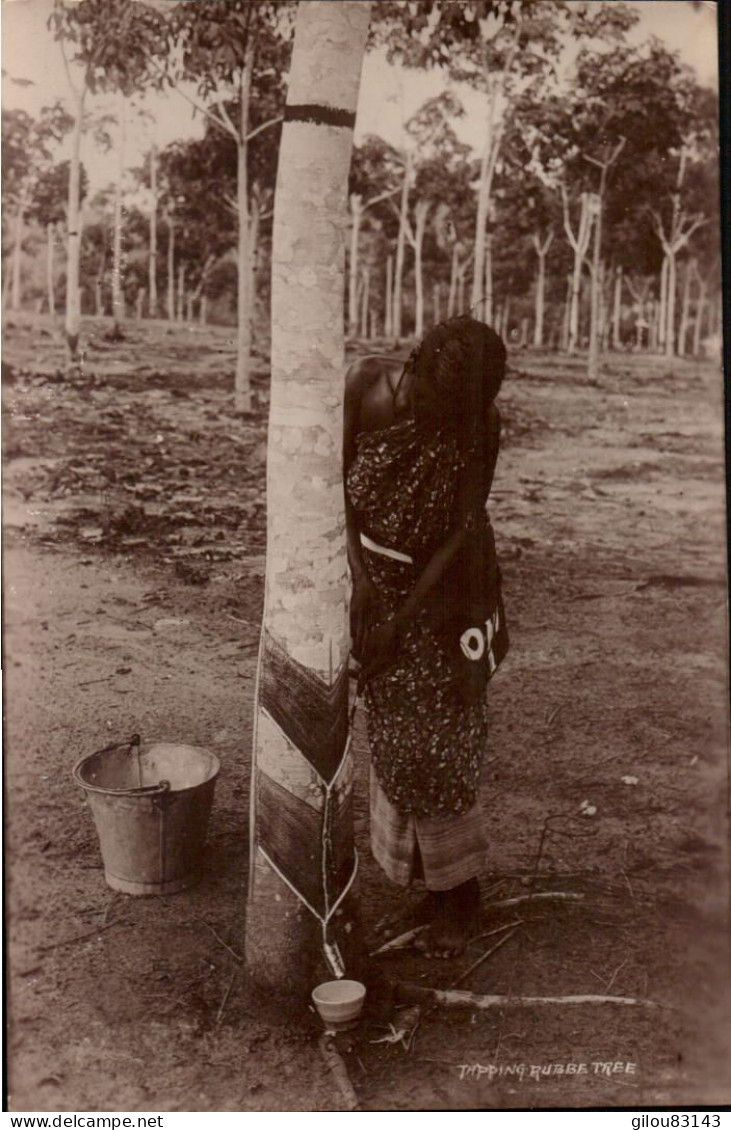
49, 0, 168, 362
29, 159, 88, 317
168, 1, 292, 411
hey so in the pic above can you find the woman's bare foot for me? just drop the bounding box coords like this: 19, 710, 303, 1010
414, 878, 481, 958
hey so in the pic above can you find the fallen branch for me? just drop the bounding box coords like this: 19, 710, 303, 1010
398, 985, 662, 1010
369, 924, 429, 957
216, 968, 237, 1025
488, 891, 584, 911
450, 926, 521, 989
318, 1034, 361, 1112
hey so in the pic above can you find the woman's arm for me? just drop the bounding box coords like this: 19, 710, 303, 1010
361, 405, 501, 676
343, 360, 383, 659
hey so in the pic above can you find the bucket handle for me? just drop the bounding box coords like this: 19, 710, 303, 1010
72, 733, 171, 797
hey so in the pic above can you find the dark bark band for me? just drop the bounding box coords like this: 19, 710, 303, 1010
284, 103, 357, 129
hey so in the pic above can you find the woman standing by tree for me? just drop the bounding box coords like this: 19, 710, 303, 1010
344, 315, 507, 955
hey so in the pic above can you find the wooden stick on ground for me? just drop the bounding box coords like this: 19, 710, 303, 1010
488, 891, 584, 911
398, 986, 662, 1010
318, 1034, 361, 1112
369, 924, 429, 957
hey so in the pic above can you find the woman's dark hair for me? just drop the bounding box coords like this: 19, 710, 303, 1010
410, 315, 507, 449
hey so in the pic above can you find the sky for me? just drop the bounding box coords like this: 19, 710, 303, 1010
1, 0, 720, 193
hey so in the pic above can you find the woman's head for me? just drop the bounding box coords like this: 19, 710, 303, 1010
409, 316, 507, 447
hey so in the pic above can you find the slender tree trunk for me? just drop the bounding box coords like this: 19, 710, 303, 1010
246, 0, 371, 995
200, 295, 208, 326
11, 202, 25, 312
448, 245, 459, 318
149, 143, 158, 318
65, 86, 86, 361
502, 295, 511, 339
384, 255, 393, 339
111, 97, 126, 333
166, 214, 175, 321
678, 260, 692, 356
658, 256, 668, 349
433, 281, 441, 326
532, 232, 553, 349
665, 251, 677, 358
177, 262, 186, 323
370, 307, 378, 339
692, 276, 707, 356
393, 150, 412, 342
348, 194, 362, 337
561, 274, 571, 351
235, 53, 254, 413
612, 266, 622, 351
484, 230, 494, 324
360, 265, 370, 338
135, 288, 145, 319
186, 292, 193, 322
94, 278, 103, 317
587, 203, 603, 379
457, 268, 465, 315
413, 200, 428, 340
46, 222, 56, 318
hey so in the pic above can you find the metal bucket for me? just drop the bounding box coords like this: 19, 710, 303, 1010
73, 734, 220, 896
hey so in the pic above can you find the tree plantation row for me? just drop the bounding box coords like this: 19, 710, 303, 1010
2, 0, 720, 408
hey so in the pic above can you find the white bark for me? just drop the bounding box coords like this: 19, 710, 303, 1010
531, 229, 553, 348
235, 50, 254, 413
678, 260, 692, 356
65, 85, 86, 359
166, 212, 175, 321
11, 202, 25, 312
246, 0, 372, 993
111, 97, 127, 332
46, 222, 56, 318
562, 188, 594, 355
392, 149, 412, 341
348, 194, 362, 337
611, 266, 622, 351
384, 254, 393, 338
149, 144, 158, 317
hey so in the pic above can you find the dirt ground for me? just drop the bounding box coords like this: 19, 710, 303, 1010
3, 315, 730, 1112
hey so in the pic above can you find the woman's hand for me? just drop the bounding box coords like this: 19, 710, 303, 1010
350, 573, 382, 662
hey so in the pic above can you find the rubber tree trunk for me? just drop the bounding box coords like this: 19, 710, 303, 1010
360, 265, 370, 338
384, 255, 393, 338
483, 231, 493, 324
678, 260, 692, 356
658, 256, 669, 350
348, 194, 362, 337
166, 214, 175, 321
11, 202, 25, 312
149, 144, 158, 318
177, 262, 186, 323
65, 86, 86, 361
433, 281, 440, 326
448, 245, 459, 318
235, 53, 254, 413
532, 231, 553, 348
111, 98, 127, 334
611, 266, 622, 351
412, 199, 428, 340
692, 276, 707, 356
665, 252, 677, 358
245, 0, 371, 997
587, 199, 603, 380
561, 275, 571, 351
46, 222, 56, 318
393, 149, 412, 342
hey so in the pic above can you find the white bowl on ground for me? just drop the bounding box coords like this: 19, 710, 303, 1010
311, 980, 366, 1027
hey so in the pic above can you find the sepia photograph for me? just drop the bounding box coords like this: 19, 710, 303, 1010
2, 0, 728, 1115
